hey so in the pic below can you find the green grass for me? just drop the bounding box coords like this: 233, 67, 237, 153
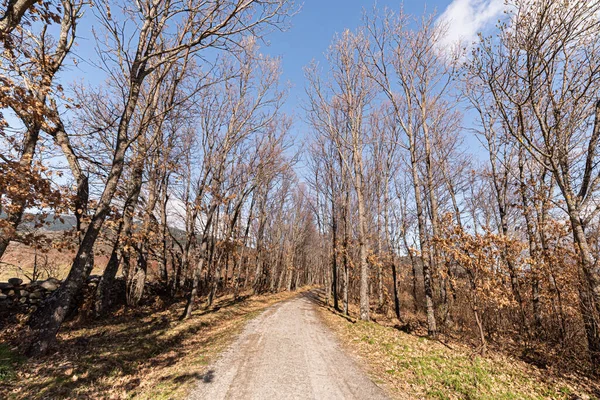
322, 313, 596, 400
0, 344, 22, 382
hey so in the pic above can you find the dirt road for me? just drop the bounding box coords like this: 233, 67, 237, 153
188, 292, 389, 400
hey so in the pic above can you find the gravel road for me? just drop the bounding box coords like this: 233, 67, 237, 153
188, 292, 389, 400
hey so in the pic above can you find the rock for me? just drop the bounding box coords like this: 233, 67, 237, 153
8, 278, 22, 286
0, 294, 7, 300
41, 279, 60, 291
29, 291, 42, 299
0, 282, 13, 290
7, 290, 15, 297
19, 297, 27, 304
19, 290, 30, 298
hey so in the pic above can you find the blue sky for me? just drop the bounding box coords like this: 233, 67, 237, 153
69, 1, 469, 101
65, 0, 505, 121
250, 0, 506, 165
261, 1, 444, 132
57, 0, 505, 172
261, 0, 504, 99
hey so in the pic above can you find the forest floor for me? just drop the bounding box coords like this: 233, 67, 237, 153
0, 289, 307, 399
2, 288, 599, 399
317, 295, 600, 400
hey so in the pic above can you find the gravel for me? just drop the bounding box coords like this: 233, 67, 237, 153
189, 293, 389, 400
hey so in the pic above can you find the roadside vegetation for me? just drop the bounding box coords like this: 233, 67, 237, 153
319, 304, 600, 400
0, 290, 304, 400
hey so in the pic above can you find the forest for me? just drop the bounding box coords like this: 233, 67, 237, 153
1, 0, 600, 396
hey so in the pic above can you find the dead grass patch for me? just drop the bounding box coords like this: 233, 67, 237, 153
317, 301, 600, 400
0, 240, 107, 282
0, 288, 307, 399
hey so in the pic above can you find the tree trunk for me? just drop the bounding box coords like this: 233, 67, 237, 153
342, 201, 350, 316
422, 121, 442, 324
182, 200, 218, 318
94, 223, 123, 316
519, 149, 543, 335
27, 77, 143, 355
126, 169, 159, 307
488, 142, 528, 331
159, 178, 170, 285
391, 257, 401, 321
341, 161, 350, 316
409, 136, 436, 336
0, 125, 40, 258
182, 257, 204, 320
331, 193, 339, 310
355, 166, 369, 322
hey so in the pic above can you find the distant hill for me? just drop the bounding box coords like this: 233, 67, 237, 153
1, 212, 186, 239
0, 212, 77, 232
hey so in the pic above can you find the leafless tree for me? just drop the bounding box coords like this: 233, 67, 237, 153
305, 29, 375, 321
26, 0, 294, 355
468, 0, 600, 367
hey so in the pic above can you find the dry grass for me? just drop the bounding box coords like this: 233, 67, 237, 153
317, 302, 600, 400
0, 288, 307, 399
0, 241, 107, 282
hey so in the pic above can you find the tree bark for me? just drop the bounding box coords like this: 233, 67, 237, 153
94, 222, 123, 316
409, 136, 436, 336
0, 0, 38, 40
0, 125, 40, 259
355, 162, 369, 322
27, 77, 144, 355
331, 191, 339, 310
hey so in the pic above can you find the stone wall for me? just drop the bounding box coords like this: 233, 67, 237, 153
0, 276, 167, 323
0, 275, 104, 312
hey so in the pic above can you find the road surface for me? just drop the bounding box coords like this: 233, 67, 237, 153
188, 292, 389, 400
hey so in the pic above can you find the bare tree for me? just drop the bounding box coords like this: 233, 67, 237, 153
305, 29, 375, 321
360, 8, 459, 335
469, 0, 600, 367
26, 0, 294, 355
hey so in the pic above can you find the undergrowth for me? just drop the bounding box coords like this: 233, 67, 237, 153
0, 344, 21, 382
0, 289, 306, 399
319, 308, 600, 400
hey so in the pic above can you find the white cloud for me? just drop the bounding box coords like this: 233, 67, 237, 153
437, 0, 506, 49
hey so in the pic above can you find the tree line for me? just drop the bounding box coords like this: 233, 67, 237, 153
306, 0, 600, 373
1, 0, 600, 375
0, 0, 326, 356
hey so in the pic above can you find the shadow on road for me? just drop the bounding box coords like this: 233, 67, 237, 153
200, 369, 215, 383
301, 288, 356, 324
300, 289, 327, 307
